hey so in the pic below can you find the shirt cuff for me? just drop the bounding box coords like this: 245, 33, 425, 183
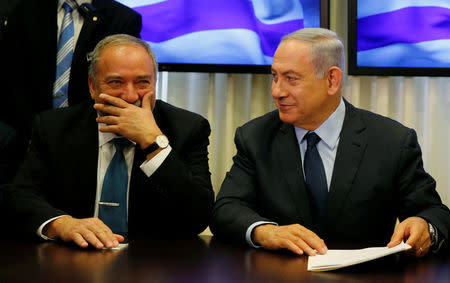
37, 215, 69, 240
246, 221, 278, 248
140, 145, 172, 177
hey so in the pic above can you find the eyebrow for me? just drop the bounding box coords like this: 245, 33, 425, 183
271, 69, 301, 77
136, 74, 152, 80
104, 74, 153, 80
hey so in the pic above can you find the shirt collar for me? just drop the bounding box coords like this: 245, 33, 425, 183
58, 0, 92, 10
96, 113, 135, 148
294, 98, 346, 150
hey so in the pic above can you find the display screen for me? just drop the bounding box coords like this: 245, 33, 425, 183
348, 0, 450, 76
117, 0, 329, 73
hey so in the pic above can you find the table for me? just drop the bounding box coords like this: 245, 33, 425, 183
0, 236, 448, 282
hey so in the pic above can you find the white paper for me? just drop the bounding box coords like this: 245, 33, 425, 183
102, 243, 129, 251
307, 242, 411, 272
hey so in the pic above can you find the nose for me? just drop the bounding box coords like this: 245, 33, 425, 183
271, 78, 286, 100
121, 83, 140, 103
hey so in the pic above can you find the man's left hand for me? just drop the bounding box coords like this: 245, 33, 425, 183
94, 93, 162, 149
387, 216, 430, 257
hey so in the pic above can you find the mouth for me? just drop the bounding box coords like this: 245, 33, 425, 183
277, 103, 295, 110
133, 100, 142, 107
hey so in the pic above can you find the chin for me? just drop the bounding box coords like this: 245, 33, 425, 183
279, 113, 294, 124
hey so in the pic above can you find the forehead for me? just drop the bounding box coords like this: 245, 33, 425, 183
272, 39, 313, 73
98, 44, 154, 73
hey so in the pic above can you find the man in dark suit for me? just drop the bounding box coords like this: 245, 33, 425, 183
0, 0, 141, 165
210, 28, 450, 258
6, 34, 214, 249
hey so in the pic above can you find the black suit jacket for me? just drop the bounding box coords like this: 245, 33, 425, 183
6, 100, 214, 237
210, 100, 450, 248
0, 0, 141, 155
0, 121, 22, 207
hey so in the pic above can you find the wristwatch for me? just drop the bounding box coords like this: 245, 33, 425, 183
143, 134, 169, 155
428, 222, 437, 247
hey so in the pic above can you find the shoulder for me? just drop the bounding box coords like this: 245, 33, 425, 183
153, 100, 210, 140
236, 109, 283, 139
346, 101, 415, 144
34, 101, 95, 136
154, 100, 208, 124
353, 104, 411, 131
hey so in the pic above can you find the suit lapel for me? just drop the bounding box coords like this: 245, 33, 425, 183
81, 104, 101, 215
74, 0, 106, 58
275, 123, 312, 226
327, 101, 367, 225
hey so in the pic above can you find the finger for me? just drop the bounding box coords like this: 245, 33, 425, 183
291, 227, 327, 254
387, 225, 406, 248
92, 226, 117, 249
72, 232, 89, 248
99, 93, 129, 108
404, 225, 421, 248
292, 237, 317, 256
96, 115, 121, 125
278, 239, 304, 256
141, 92, 152, 110
98, 125, 121, 134
114, 234, 125, 243
79, 228, 104, 249
94, 103, 123, 116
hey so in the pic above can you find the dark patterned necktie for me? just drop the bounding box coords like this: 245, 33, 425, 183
304, 132, 328, 236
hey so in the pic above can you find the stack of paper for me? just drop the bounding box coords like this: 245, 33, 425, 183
308, 242, 411, 272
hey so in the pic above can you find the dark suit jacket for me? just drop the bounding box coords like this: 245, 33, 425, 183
0, 0, 141, 158
210, 100, 450, 248
0, 121, 21, 185
6, 100, 214, 238
0, 121, 22, 207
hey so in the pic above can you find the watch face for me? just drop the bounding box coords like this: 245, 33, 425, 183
156, 135, 169, 148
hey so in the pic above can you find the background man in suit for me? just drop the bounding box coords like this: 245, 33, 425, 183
6, 34, 214, 249
0, 122, 21, 205
210, 28, 450, 258
0, 0, 141, 167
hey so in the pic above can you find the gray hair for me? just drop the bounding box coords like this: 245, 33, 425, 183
87, 34, 158, 83
281, 28, 345, 80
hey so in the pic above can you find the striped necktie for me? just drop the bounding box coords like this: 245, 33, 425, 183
53, 2, 74, 108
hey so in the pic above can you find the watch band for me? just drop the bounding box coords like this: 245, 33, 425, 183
428, 222, 437, 247
142, 134, 169, 156
143, 142, 159, 156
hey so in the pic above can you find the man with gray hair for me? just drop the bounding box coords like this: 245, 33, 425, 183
6, 34, 214, 249
210, 28, 450, 257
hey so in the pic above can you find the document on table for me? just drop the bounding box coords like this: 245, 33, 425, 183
102, 243, 129, 251
307, 242, 411, 272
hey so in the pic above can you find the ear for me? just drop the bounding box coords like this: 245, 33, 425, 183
326, 67, 343, 96
88, 77, 97, 100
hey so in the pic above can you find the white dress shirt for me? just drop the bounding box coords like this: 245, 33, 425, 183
37, 121, 172, 239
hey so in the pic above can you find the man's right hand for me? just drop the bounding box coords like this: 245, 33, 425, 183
253, 224, 327, 256
43, 216, 124, 249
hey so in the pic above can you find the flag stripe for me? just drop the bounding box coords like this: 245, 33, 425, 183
357, 6, 450, 52
135, 0, 303, 57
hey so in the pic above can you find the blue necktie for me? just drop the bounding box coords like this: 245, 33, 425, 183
99, 138, 130, 234
304, 132, 328, 235
53, 2, 74, 108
